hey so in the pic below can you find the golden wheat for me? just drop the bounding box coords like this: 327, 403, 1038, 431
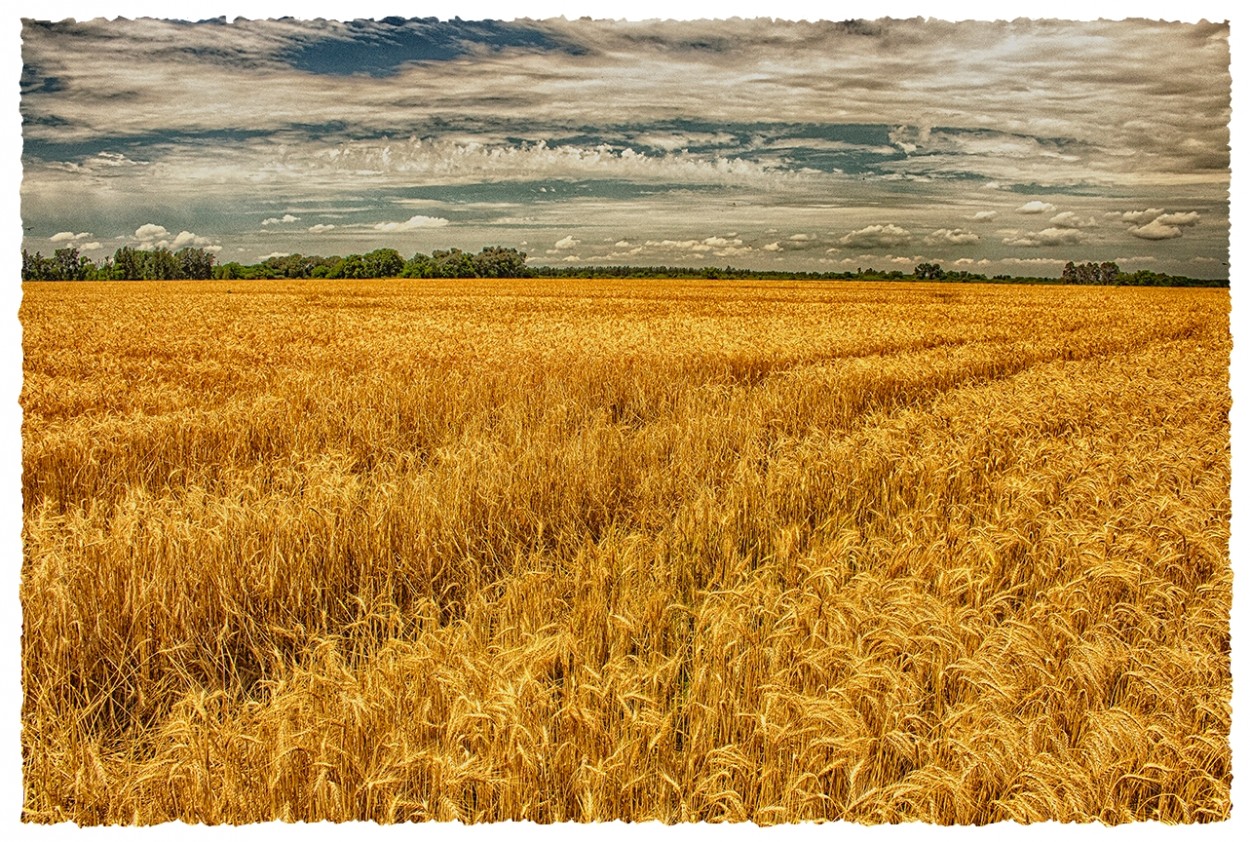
21, 278, 1230, 824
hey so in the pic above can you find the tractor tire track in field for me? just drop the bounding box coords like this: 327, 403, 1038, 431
21, 314, 1209, 514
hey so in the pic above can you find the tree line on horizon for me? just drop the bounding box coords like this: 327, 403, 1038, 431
20, 245, 1225, 287
21, 245, 529, 282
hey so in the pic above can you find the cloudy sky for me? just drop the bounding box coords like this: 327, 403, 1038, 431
18, 7, 1231, 276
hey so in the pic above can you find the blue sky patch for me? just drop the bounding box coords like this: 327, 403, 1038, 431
22, 128, 274, 162
284, 18, 585, 77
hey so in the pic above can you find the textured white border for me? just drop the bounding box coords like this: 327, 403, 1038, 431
3, 3, 1241, 839
4, 2, 1242, 22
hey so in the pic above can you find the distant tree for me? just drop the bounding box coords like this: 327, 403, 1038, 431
362, 248, 405, 278
432, 248, 477, 278
307, 255, 338, 278
51, 247, 90, 280
320, 256, 347, 278
21, 246, 99, 280
320, 250, 405, 279
257, 253, 319, 279
215, 261, 247, 280
146, 247, 179, 280
91, 256, 114, 280
22, 249, 51, 280
471, 246, 528, 278
914, 262, 946, 280
1062, 260, 1120, 285
327, 254, 364, 279
1124, 269, 1168, 286
177, 247, 216, 280
112, 246, 143, 280
402, 252, 434, 278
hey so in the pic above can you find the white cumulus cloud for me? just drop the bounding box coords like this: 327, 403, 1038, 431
839, 224, 912, 248
130, 223, 220, 252
1016, 201, 1057, 215
1120, 208, 1166, 223
261, 214, 300, 226
1123, 209, 1200, 239
372, 214, 450, 232
1049, 211, 1099, 229
1002, 227, 1088, 247
1130, 219, 1190, 240
50, 230, 92, 242
1156, 211, 1201, 227
1001, 257, 1071, 268
923, 228, 980, 245
171, 230, 214, 249
134, 223, 170, 241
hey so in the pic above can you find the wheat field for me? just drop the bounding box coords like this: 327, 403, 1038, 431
20, 278, 1230, 824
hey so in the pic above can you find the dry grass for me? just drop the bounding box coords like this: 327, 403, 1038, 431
20, 278, 1230, 824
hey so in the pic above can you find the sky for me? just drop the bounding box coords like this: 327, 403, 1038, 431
16, 9, 1234, 277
